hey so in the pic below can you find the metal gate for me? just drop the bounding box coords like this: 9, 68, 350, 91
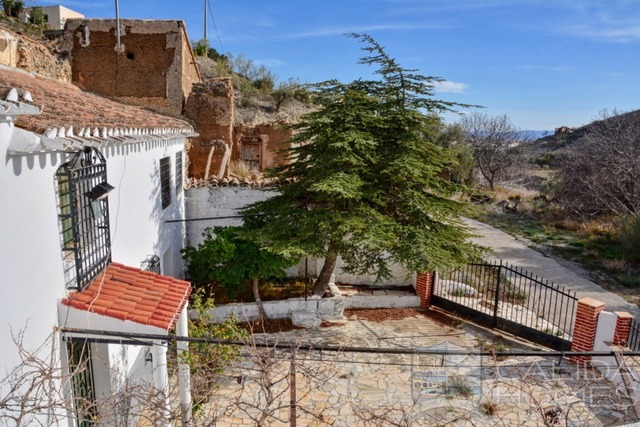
627, 317, 640, 351
432, 261, 578, 350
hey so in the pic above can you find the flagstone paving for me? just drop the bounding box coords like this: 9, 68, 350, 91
208, 310, 636, 426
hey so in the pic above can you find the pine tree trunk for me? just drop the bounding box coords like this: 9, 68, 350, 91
252, 277, 267, 320
312, 245, 338, 296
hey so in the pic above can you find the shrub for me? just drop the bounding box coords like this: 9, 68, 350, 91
192, 38, 209, 57
186, 289, 248, 413
2, 0, 24, 17
620, 215, 640, 264
28, 5, 44, 26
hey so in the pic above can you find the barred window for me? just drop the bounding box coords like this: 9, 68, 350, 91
175, 151, 183, 194
160, 157, 172, 209
56, 148, 112, 291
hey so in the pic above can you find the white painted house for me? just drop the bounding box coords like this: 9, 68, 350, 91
20, 5, 84, 30
0, 66, 194, 426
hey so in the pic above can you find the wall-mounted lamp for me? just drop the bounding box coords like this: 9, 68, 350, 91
86, 182, 115, 201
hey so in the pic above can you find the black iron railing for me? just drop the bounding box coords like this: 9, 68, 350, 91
435, 261, 578, 342
628, 318, 640, 351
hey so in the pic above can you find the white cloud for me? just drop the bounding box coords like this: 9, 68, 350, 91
280, 23, 443, 40
433, 81, 467, 94
255, 58, 284, 68
519, 65, 571, 72
563, 24, 640, 42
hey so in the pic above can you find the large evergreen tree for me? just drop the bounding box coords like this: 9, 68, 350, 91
243, 34, 484, 296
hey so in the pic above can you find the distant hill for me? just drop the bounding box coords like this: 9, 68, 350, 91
521, 130, 552, 140
527, 109, 640, 165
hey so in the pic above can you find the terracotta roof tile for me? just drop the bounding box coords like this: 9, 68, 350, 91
0, 67, 193, 135
61, 262, 192, 331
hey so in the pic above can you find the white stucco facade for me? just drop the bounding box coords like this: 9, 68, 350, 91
0, 107, 189, 425
103, 138, 186, 277
20, 6, 85, 30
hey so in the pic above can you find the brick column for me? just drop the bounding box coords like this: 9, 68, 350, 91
570, 297, 605, 365
416, 271, 437, 308
613, 311, 634, 346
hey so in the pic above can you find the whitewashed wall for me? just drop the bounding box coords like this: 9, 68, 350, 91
185, 187, 413, 286
0, 121, 69, 420
104, 138, 186, 278
185, 186, 276, 247
0, 117, 188, 425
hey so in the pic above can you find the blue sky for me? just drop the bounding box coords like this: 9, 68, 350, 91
46, 0, 640, 130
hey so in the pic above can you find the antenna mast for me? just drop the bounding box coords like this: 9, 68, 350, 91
203, 0, 207, 42
115, 0, 122, 52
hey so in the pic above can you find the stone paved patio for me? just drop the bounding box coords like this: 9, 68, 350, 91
203, 310, 636, 426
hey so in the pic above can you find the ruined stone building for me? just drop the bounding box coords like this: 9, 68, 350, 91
62, 18, 294, 182
183, 78, 293, 182
64, 19, 201, 117
0, 18, 296, 186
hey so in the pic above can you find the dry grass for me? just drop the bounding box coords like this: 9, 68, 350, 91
553, 217, 618, 239
492, 185, 538, 201
229, 160, 258, 179
601, 258, 628, 274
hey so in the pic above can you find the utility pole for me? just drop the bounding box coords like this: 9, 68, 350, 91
203, 0, 207, 42
114, 0, 122, 53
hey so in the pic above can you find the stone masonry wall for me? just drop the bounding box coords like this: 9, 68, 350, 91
184, 79, 294, 179
184, 78, 235, 178
0, 28, 71, 82
64, 19, 200, 116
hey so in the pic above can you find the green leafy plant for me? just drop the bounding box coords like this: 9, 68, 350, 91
621, 214, 640, 264
185, 289, 249, 415
181, 226, 296, 319
2, 0, 24, 17
27, 5, 44, 26
272, 78, 311, 111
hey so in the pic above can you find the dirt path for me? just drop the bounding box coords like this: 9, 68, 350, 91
465, 218, 640, 316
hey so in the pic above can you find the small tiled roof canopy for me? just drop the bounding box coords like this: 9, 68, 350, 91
0, 67, 193, 134
62, 263, 192, 331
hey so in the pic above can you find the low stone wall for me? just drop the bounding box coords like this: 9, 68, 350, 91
203, 295, 345, 323
198, 282, 420, 326
345, 293, 420, 310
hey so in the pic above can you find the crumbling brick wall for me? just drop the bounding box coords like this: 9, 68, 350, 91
234, 123, 292, 170
184, 78, 235, 179
183, 77, 294, 180
64, 19, 200, 116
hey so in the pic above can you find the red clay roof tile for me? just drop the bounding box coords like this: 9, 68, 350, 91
61, 262, 192, 331
0, 68, 193, 135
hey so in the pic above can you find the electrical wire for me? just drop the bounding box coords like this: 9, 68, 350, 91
207, 0, 225, 53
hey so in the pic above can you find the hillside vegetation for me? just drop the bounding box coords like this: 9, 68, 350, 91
468, 109, 640, 303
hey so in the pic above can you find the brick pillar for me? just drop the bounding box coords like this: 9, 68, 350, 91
570, 297, 605, 365
416, 271, 437, 308
613, 311, 634, 346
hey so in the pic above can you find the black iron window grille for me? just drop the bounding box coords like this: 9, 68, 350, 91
175, 151, 183, 194
56, 148, 112, 291
140, 255, 161, 274
160, 157, 172, 209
